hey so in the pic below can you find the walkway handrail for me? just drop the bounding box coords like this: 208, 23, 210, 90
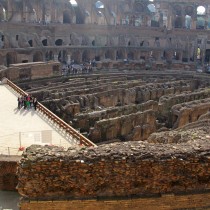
5, 78, 97, 147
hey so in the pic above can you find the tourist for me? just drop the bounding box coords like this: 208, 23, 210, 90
26, 95, 31, 109
17, 97, 22, 109
33, 97, 38, 111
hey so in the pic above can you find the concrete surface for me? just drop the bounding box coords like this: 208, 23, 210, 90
0, 84, 79, 155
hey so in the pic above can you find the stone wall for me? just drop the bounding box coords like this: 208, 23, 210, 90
18, 141, 210, 200
171, 98, 210, 128
0, 62, 61, 81
88, 110, 156, 142
0, 157, 20, 191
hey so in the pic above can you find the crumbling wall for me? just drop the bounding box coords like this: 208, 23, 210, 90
18, 141, 210, 200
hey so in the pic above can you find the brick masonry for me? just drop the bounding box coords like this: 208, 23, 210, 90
17, 142, 210, 201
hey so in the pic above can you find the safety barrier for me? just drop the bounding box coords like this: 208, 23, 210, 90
5, 78, 97, 147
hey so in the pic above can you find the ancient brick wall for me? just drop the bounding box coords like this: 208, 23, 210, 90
0, 157, 20, 191
0, 62, 61, 81
18, 142, 210, 200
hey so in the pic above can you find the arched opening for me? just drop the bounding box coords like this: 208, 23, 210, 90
0, 6, 7, 21
58, 51, 62, 63
28, 40, 33, 47
205, 49, 210, 63
95, 55, 100, 61
58, 50, 67, 63
196, 17, 205, 29
45, 51, 54, 61
33, 52, 43, 62
95, 1, 104, 9
174, 16, 182, 28
196, 6, 206, 29
82, 50, 91, 62
127, 52, 134, 60
63, 10, 71, 24
74, 6, 85, 24
116, 50, 124, 60
174, 5, 182, 28
105, 50, 114, 60
42, 39, 48, 46
185, 15, 192, 29
55, 39, 63, 46
185, 6, 193, 29
149, 4, 159, 27
71, 51, 81, 64
6, 52, 16, 67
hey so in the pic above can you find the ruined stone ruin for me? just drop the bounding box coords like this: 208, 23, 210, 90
0, 0, 210, 72
16, 71, 210, 209
20, 72, 210, 144
0, 0, 210, 209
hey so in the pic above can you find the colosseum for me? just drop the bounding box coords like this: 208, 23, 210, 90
1, 0, 210, 209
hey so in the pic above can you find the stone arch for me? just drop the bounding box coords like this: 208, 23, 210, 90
105, 49, 115, 60
82, 50, 91, 62
184, 6, 194, 29
95, 1, 104, 9
6, 52, 16, 67
28, 40, 33, 47
196, 17, 205, 29
42, 38, 48, 46
55, 39, 63, 46
173, 5, 183, 28
0, 4, 7, 21
127, 51, 134, 60
58, 50, 68, 63
116, 50, 125, 60
45, 51, 54, 61
134, 2, 144, 13
63, 10, 71, 24
71, 50, 82, 64
74, 6, 85, 24
205, 49, 210, 63
33, 51, 43, 62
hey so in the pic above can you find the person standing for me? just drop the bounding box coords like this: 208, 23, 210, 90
17, 97, 22, 109
33, 97, 38, 111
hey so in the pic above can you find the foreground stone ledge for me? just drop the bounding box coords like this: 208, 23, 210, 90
19, 191, 210, 210
17, 139, 210, 200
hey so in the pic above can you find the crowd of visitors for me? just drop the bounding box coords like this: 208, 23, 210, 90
17, 95, 38, 110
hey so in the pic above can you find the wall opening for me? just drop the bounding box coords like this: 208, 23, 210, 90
63, 10, 71, 24
33, 52, 43, 62
28, 40, 33, 47
42, 39, 48, 46
55, 39, 63, 46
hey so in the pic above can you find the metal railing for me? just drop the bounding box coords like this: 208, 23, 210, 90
5, 78, 97, 147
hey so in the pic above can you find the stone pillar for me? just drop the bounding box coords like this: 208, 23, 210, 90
191, 17, 196, 29
67, 54, 72, 65
134, 51, 140, 60
54, 54, 58, 62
